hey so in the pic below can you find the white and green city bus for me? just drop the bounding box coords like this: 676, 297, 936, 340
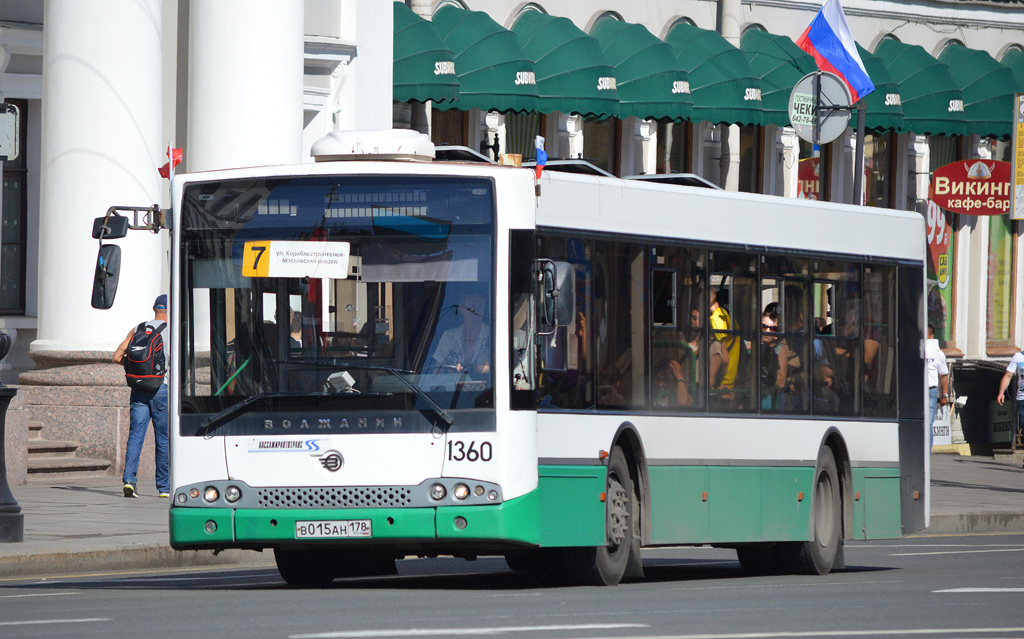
103, 130, 926, 586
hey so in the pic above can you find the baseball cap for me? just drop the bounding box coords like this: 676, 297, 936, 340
154, 294, 168, 309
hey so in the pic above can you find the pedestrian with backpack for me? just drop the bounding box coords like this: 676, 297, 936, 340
112, 294, 169, 498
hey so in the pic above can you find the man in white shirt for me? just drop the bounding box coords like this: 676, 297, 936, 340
995, 341, 1024, 443
925, 324, 949, 449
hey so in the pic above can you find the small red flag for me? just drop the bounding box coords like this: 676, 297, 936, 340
158, 147, 183, 179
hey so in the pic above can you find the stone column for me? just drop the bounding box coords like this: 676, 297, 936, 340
20, 0, 163, 482
188, 0, 303, 171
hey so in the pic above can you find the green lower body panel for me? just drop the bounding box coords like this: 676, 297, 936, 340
648, 464, 905, 544
170, 490, 542, 550
649, 465, 814, 545
537, 465, 606, 547
852, 467, 903, 539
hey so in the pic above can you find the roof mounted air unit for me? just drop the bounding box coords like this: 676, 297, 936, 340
311, 129, 435, 162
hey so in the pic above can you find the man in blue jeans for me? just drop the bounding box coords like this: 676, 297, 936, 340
112, 295, 169, 498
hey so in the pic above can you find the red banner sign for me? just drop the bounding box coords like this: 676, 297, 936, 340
929, 159, 1011, 216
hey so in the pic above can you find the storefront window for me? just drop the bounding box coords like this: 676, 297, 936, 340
0, 98, 27, 314
796, 139, 827, 201
504, 111, 543, 161
738, 125, 762, 193
431, 108, 467, 147
863, 132, 893, 208
986, 214, 1016, 347
583, 117, 619, 175
655, 120, 691, 174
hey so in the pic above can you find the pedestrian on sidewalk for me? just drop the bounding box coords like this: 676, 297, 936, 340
996, 345, 1024, 444
926, 324, 949, 448
112, 294, 170, 498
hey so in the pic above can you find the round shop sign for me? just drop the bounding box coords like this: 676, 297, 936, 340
789, 72, 852, 145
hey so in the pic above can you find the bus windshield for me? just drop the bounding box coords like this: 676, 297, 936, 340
177, 175, 495, 437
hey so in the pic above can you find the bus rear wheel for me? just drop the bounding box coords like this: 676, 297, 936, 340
560, 447, 635, 586
778, 446, 841, 575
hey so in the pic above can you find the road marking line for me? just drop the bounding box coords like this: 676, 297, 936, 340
579, 628, 1024, 639
0, 618, 110, 627
891, 548, 1024, 557
935, 588, 1024, 593
0, 592, 77, 599
290, 624, 649, 638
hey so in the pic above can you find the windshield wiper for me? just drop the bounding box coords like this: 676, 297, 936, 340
279, 360, 454, 427
202, 392, 301, 438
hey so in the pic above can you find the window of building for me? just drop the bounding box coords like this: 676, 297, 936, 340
796, 138, 829, 201
655, 120, 692, 174
986, 214, 1016, 353
1, 98, 27, 314
863, 132, 895, 208
738, 125, 763, 193
582, 117, 619, 175
430, 108, 468, 147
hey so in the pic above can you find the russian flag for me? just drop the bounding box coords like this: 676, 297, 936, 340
534, 135, 547, 180
796, 0, 874, 103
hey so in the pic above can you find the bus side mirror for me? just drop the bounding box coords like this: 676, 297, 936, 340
539, 260, 575, 331
91, 244, 121, 309
92, 213, 130, 240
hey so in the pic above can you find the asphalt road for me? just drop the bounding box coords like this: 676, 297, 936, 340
2, 534, 1023, 639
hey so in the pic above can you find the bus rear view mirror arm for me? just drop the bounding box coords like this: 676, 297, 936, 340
538, 259, 575, 334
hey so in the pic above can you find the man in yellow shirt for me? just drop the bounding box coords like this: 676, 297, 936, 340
709, 288, 740, 390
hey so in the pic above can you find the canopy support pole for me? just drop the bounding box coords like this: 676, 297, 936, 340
852, 102, 866, 206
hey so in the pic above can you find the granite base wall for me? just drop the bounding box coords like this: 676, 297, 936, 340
15, 351, 157, 487
1, 389, 27, 486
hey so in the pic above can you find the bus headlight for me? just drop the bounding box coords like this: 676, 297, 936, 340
203, 486, 220, 503
429, 483, 446, 500
453, 484, 470, 500
224, 486, 242, 503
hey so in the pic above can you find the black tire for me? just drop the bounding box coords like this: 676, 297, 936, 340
560, 447, 634, 586
778, 446, 842, 575
274, 548, 335, 586
504, 549, 555, 573
736, 544, 783, 575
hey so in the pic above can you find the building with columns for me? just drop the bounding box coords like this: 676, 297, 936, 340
1, 0, 1022, 483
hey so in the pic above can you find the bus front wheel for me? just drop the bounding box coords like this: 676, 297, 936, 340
778, 446, 842, 575
560, 446, 636, 586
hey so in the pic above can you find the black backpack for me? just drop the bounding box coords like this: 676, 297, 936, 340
123, 322, 166, 390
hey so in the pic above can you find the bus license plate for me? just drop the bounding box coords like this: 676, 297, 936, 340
295, 520, 372, 539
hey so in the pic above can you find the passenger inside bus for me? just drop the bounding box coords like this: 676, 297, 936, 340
430, 290, 491, 376
709, 287, 739, 409
759, 310, 789, 411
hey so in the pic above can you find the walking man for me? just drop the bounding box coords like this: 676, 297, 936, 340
112, 295, 170, 498
926, 324, 949, 448
996, 343, 1024, 446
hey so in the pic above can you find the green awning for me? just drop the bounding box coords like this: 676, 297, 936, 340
873, 39, 965, 137
938, 43, 1020, 140
590, 18, 693, 122
664, 22, 763, 127
430, 6, 539, 114
393, 2, 459, 104
1001, 49, 1024, 93
739, 30, 818, 127
855, 44, 904, 134
511, 11, 619, 119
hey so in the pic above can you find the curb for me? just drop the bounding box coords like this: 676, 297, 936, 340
921, 512, 1024, 535
0, 545, 272, 579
